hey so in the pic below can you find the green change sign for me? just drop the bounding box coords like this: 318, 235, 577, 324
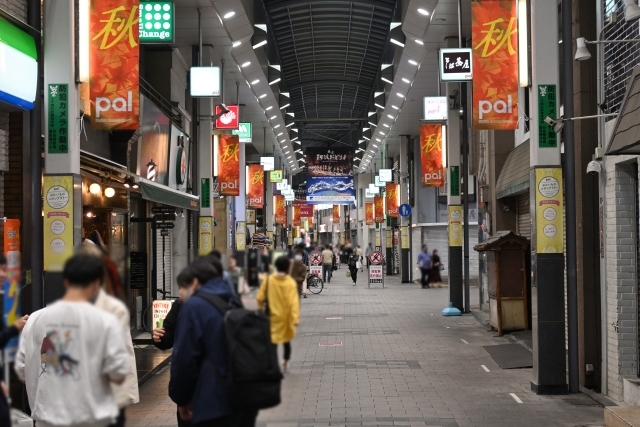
139, 2, 175, 43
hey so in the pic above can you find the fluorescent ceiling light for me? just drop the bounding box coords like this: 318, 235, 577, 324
383, 124, 390, 128
255, 24, 267, 32
375, 91, 384, 97
259, 94, 267, 98
287, 156, 292, 159
417, 8, 429, 16
270, 115, 276, 120
265, 106, 273, 111
390, 38, 405, 47
280, 104, 290, 109
397, 92, 404, 97
277, 132, 283, 136
232, 41, 241, 47
362, 127, 370, 132
378, 131, 385, 135
414, 39, 424, 45
368, 111, 376, 116
253, 40, 267, 49
224, 11, 235, 19
392, 105, 399, 110
373, 144, 379, 148
402, 78, 411, 84
284, 151, 290, 154
381, 77, 394, 84
251, 79, 259, 85
274, 124, 280, 129
363, 136, 370, 140
269, 78, 281, 85
241, 61, 251, 67
368, 122, 377, 127
408, 59, 418, 66
387, 114, 394, 119
376, 138, 381, 142
375, 103, 385, 109
286, 122, 294, 127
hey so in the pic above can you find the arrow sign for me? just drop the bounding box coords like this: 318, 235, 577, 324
156, 223, 175, 229
399, 204, 412, 218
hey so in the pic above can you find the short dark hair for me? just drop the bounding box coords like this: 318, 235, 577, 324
63, 254, 104, 288
176, 266, 195, 288
204, 255, 224, 278
209, 249, 222, 259
190, 257, 220, 284
274, 256, 290, 273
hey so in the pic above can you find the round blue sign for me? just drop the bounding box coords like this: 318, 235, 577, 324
399, 204, 412, 217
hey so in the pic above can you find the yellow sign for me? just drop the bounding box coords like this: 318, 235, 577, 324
236, 221, 246, 251
340, 232, 345, 245
198, 217, 213, 255
287, 234, 293, 246
448, 205, 463, 247
400, 226, 410, 249
535, 168, 563, 253
266, 231, 274, 249
386, 231, 393, 248
375, 230, 381, 247
270, 170, 283, 183
44, 176, 74, 272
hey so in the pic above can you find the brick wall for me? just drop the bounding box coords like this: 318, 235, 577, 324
0, 0, 27, 21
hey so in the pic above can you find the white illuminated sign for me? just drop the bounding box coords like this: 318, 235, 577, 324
260, 156, 275, 171
379, 169, 392, 182
190, 67, 221, 97
423, 97, 448, 121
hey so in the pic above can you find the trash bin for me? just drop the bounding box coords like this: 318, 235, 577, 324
474, 231, 529, 336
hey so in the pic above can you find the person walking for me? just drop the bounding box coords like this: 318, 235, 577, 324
170, 258, 257, 426
322, 245, 333, 283
356, 245, 364, 272
15, 254, 130, 427
347, 252, 359, 285
430, 249, 443, 286
257, 256, 300, 374
365, 243, 373, 267
417, 244, 432, 289
291, 248, 308, 299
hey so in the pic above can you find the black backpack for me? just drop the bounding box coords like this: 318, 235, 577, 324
196, 293, 283, 410
348, 256, 358, 268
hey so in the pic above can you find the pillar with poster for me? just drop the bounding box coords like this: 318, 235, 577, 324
4, 219, 21, 374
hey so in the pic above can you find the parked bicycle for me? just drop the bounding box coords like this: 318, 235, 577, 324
306, 272, 324, 294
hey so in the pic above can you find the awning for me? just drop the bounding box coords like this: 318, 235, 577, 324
606, 66, 640, 155
495, 140, 530, 199
139, 178, 199, 210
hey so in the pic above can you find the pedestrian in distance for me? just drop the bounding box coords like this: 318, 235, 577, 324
15, 254, 130, 427
365, 243, 373, 267
348, 252, 359, 285
290, 248, 308, 299
321, 245, 333, 283
417, 244, 432, 289
257, 256, 300, 374
430, 249, 443, 287
356, 245, 364, 272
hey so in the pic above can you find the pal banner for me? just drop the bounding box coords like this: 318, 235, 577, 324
306, 147, 355, 203
365, 202, 374, 225
247, 164, 264, 208
218, 135, 240, 196
471, 0, 518, 129
374, 196, 385, 223
420, 124, 444, 187
89, 0, 140, 130
275, 195, 287, 224
332, 205, 340, 224
293, 205, 301, 227
386, 183, 399, 218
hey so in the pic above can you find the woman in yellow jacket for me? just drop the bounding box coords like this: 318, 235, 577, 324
257, 256, 300, 373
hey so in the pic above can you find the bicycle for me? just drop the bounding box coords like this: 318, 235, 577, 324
306, 273, 324, 294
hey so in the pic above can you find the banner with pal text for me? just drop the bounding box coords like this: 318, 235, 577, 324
332, 205, 340, 224
420, 124, 444, 187
365, 202, 374, 225
218, 135, 240, 196
293, 205, 301, 226
386, 183, 399, 218
374, 196, 384, 223
247, 164, 264, 208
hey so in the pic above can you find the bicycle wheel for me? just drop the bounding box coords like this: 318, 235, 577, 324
307, 275, 324, 294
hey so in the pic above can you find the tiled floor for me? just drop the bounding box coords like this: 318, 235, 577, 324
127, 272, 605, 427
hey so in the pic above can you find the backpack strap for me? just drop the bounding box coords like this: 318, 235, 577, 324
196, 292, 230, 315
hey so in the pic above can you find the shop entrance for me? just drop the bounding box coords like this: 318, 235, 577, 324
129, 217, 157, 339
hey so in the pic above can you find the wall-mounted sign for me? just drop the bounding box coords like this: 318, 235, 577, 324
423, 96, 448, 121
260, 156, 275, 171
365, 188, 376, 198
190, 67, 221, 97
379, 169, 392, 182
448, 205, 463, 247
374, 175, 385, 187
270, 170, 283, 182
0, 17, 37, 110
276, 178, 288, 191
450, 165, 460, 197
48, 84, 69, 154
43, 176, 74, 272
215, 105, 239, 129
439, 48, 473, 81
535, 168, 563, 253
232, 122, 252, 142
139, 2, 174, 43
198, 216, 213, 255
538, 85, 558, 148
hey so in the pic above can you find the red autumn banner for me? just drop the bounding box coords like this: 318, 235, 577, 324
420, 124, 445, 188
247, 164, 264, 208
308, 216, 313, 227
366, 202, 374, 225
293, 206, 301, 226
374, 196, 385, 223
386, 183, 399, 218
332, 205, 340, 224
300, 204, 314, 217
89, 0, 140, 130
218, 135, 240, 196
472, 0, 518, 129
275, 195, 286, 224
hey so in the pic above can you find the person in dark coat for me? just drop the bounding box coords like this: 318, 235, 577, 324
430, 250, 442, 285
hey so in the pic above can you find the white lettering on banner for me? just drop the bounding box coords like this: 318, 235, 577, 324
478, 95, 513, 120
249, 198, 262, 205
423, 170, 442, 183
220, 180, 238, 190
95, 91, 133, 117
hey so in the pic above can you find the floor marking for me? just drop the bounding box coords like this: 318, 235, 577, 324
510, 393, 523, 403
460, 339, 469, 344
481, 365, 490, 372
319, 341, 343, 346
325, 317, 343, 320
430, 314, 434, 316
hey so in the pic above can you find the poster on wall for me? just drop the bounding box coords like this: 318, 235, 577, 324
332, 205, 340, 224
293, 206, 301, 227
218, 134, 240, 196
138, 95, 170, 185
198, 217, 213, 255
374, 196, 384, 223
43, 176, 74, 271
535, 168, 564, 253
448, 206, 463, 247
247, 164, 264, 208
366, 202, 374, 225
386, 183, 399, 217
306, 147, 355, 203
275, 195, 286, 224
420, 124, 444, 187
168, 125, 190, 190
89, 0, 140, 130
471, 0, 519, 130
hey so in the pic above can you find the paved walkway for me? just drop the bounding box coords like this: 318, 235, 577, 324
127, 270, 604, 427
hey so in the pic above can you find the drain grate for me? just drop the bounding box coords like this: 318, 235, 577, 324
483, 344, 532, 369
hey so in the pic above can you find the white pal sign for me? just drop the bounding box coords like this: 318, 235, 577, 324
423, 97, 448, 121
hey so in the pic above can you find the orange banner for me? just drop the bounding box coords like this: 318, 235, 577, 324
308, 216, 313, 227
89, 0, 140, 130
420, 124, 445, 187
4, 219, 20, 254
293, 205, 301, 226
247, 164, 264, 208
332, 205, 340, 224
365, 202, 374, 225
472, 0, 518, 129
218, 135, 240, 196
374, 196, 384, 223
275, 195, 287, 224
386, 183, 399, 218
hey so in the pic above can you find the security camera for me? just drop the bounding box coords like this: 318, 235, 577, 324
544, 116, 554, 126
586, 160, 601, 176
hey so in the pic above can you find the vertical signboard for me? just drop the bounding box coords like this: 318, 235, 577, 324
365, 202, 374, 225
471, 0, 519, 130
247, 164, 264, 208
386, 183, 399, 217
218, 134, 240, 196
293, 206, 301, 227
375, 229, 381, 247
538, 85, 558, 148
236, 221, 246, 250
4, 219, 20, 362
448, 206, 463, 247
450, 166, 460, 197
374, 196, 385, 223
535, 168, 563, 253
400, 226, 410, 249
43, 176, 74, 271
47, 84, 69, 154
332, 205, 340, 224
420, 124, 444, 187
90, 0, 140, 129
139, 2, 175, 44
198, 217, 213, 255
275, 195, 286, 224
200, 178, 211, 208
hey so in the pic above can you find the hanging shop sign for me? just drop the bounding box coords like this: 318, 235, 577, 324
190, 67, 221, 97
538, 85, 558, 148
168, 126, 190, 190
400, 226, 410, 249
365, 202, 374, 225
448, 205, 463, 247
47, 84, 69, 154
275, 195, 286, 224
236, 221, 246, 251
535, 168, 564, 253
332, 205, 340, 224
374, 196, 385, 223
0, 17, 37, 110
420, 124, 445, 187
423, 96, 448, 121
374, 175, 386, 187
386, 183, 399, 218
138, 95, 170, 185
439, 48, 473, 82
260, 156, 275, 171
379, 169, 393, 182
89, 0, 140, 130
471, 0, 519, 130
306, 148, 355, 203
215, 104, 239, 129
300, 204, 314, 217
139, 2, 174, 43
293, 206, 301, 226
247, 164, 264, 208
232, 122, 252, 142
198, 216, 213, 255
365, 188, 376, 198
43, 176, 74, 271
218, 134, 240, 196
270, 170, 282, 182
3, 219, 20, 362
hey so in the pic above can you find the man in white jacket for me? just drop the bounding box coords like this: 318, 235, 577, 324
15, 254, 130, 427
